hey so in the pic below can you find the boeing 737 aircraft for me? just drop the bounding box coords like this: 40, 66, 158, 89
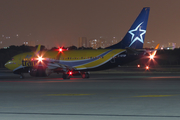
5, 7, 150, 79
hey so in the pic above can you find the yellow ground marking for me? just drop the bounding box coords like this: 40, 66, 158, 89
134, 95, 176, 97
46, 94, 92, 96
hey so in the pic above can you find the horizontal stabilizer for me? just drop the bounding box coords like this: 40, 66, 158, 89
126, 47, 138, 55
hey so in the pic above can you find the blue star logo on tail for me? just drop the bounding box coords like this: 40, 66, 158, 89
128, 22, 146, 47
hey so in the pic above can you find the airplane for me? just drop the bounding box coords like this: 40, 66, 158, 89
5, 7, 150, 79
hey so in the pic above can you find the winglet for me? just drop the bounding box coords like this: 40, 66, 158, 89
35, 45, 41, 55
155, 43, 160, 49
152, 44, 160, 56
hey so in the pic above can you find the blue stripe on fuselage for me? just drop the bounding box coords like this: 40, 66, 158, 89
59, 49, 114, 67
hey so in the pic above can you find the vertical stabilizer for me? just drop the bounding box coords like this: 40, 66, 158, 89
106, 7, 150, 49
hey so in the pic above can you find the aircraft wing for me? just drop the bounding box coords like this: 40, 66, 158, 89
22, 45, 77, 73
46, 60, 76, 72
145, 43, 160, 57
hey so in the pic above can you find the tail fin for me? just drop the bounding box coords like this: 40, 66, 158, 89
106, 7, 150, 49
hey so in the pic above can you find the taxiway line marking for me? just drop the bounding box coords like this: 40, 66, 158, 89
46, 94, 92, 96
134, 95, 176, 97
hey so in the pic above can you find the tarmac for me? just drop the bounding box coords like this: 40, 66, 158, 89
0, 67, 180, 120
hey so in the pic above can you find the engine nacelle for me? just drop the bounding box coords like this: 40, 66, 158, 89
29, 67, 51, 77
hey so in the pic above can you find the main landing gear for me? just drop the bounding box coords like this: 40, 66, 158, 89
62, 73, 70, 79
62, 71, 90, 79
81, 72, 89, 79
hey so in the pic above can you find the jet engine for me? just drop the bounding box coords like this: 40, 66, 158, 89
29, 67, 51, 77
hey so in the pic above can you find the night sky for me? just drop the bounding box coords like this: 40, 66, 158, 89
1, 0, 180, 48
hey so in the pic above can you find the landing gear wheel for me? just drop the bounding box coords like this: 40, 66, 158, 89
82, 73, 86, 79
85, 72, 89, 78
62, 73, 70, 79
82, 72, 89, 79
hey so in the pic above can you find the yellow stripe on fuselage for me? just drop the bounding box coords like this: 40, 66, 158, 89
70, 49, 124, 69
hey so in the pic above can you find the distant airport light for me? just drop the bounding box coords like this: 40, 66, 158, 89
146, 66, 149, 70
137, 64, 140, 68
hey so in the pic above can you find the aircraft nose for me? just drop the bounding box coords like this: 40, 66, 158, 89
4, 61, 11, 70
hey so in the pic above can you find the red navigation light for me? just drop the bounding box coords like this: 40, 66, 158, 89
69, 71, 73, 75
59, 48, 63, 52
